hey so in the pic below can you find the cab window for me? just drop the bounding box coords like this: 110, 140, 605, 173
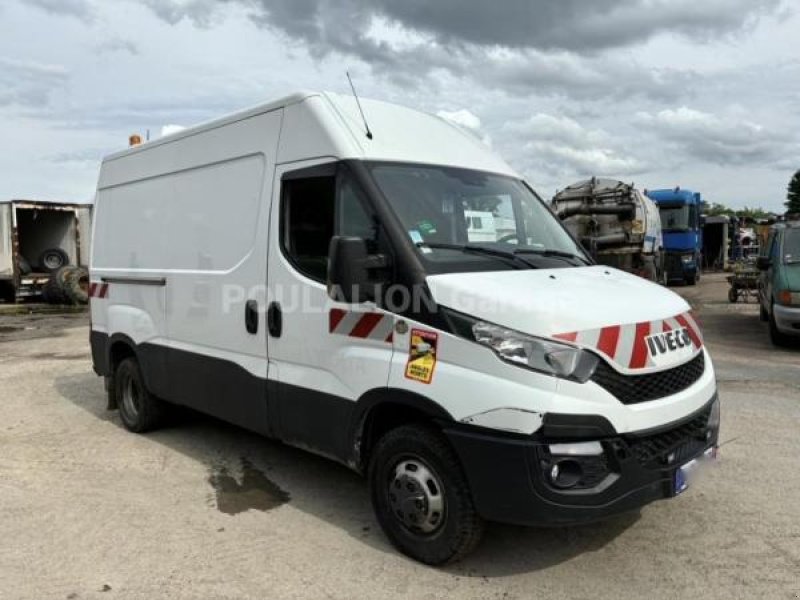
281, 168, 376, 282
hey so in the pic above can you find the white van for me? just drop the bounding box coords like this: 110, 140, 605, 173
90, 92, 719, 565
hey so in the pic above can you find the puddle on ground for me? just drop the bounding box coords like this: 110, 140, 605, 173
29, 352, 89, 361
208, 457, 290, 515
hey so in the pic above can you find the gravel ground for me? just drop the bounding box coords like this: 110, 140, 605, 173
1, 274, 799, 599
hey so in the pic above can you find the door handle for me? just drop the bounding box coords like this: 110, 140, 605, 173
245, 300, 258, 334
267, 302, 282, 338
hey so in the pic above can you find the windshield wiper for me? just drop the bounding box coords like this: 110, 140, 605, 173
415, 242, 538, 269
513, 248, 591, 265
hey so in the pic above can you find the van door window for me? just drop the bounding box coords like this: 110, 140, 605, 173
282, 171, 376, 282
283, 176, 336, 282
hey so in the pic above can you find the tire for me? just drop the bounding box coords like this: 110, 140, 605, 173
42, 273, 67, 304
728, 288, 738, 303
38, 248, 69, 273
368, 424, 484, 565
114, 357, 164, 433
759, 303, 769, 322
42, 266, 74, 305
62, 266, 89, 305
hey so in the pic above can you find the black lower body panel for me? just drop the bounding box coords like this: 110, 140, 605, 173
89, 331, 352, 460
443, 396, 719, 527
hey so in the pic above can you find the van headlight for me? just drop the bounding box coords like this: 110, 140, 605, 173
442, 308, 599, 382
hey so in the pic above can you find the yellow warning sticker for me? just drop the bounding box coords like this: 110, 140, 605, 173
405, 329, 438, 384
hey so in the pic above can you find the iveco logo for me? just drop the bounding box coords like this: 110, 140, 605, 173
646, 328, 692, 357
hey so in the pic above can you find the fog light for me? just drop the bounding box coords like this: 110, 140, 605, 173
549, 459, 583, 489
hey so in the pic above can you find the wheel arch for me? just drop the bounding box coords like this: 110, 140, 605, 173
348, 388, 454, 473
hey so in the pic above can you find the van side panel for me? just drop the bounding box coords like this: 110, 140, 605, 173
0, 204, 13, 279
92, 109, 283, 434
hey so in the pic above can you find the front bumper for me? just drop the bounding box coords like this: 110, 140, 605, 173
773, 304, 800, 336
443, 395, 719, 526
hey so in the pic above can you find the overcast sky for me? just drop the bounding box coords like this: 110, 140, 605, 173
1, 0, 798, 211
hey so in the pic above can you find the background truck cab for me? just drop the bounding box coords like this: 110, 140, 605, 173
646, 188, 703, 285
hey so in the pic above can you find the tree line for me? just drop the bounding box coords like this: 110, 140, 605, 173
701, 169, 800, 220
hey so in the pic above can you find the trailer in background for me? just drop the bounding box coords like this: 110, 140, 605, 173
701, 215, 730, 272
552, 178, 663, 281
0, 200, 92, 304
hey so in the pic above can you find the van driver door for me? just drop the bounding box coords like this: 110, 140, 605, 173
266, 160, 395, 461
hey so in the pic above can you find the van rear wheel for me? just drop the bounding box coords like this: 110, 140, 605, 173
368, 424, 484, 565
115, 357, 164, 433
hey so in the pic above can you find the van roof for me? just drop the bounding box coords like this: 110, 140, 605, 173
102, 91, 517, 178
103, 91, 314, 162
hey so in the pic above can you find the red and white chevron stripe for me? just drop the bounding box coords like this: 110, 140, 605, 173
553, 311, 703, 370
88, 282, 109, 299
329, 308, 394, 344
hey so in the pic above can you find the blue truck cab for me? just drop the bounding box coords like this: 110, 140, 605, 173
646, 188, 702, 285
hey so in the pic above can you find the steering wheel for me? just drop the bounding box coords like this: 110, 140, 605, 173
497, 233, 520, 244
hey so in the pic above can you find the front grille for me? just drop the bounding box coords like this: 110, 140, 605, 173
664, 253, 682, 276
591, 351, 705, 405
625, 404, 712, 468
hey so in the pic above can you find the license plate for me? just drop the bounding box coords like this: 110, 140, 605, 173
674, 447, 716, 495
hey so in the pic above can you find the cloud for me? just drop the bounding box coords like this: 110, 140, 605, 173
436, 109, 491, 146
635, 106, 799, 167
138, 0, 715, 102
508, 113, 647, 178
47, 147, 110, 164
139, 0, 222, 27
96, 39, 140, 55
481, 50, 698, 102
26, 0, 94, 22
0, 57, 68, 107
236, 0, 783, 54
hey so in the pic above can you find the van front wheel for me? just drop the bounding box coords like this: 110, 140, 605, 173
368, 424, 484, 565
115, 357, 164, 433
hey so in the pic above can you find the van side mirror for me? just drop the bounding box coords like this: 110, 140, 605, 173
756, 256, 771, 271
328, 236, 390, 303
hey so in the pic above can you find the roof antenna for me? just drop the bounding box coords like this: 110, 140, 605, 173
347, 71, 373, 140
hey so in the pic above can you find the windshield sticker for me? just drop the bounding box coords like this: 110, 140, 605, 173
417, 220, 437, 235
405, 329, 438, 384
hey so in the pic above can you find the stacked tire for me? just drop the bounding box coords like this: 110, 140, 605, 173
42, 266, 90, 305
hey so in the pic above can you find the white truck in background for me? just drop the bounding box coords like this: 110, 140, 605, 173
552, 178, 664, 282
0, 200, 92, 304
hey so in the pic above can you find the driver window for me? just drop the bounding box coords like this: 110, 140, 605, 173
282, 172, 375, 282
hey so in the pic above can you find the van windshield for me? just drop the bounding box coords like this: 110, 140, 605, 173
367, 163, 588, 273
